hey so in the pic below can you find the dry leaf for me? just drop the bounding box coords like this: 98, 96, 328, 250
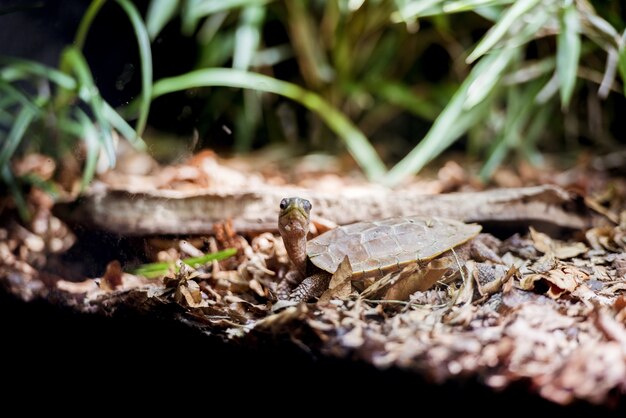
585, 226, 620, 252
175, 279, 208, 308
57, 279, 99, 295
257, 303, 309, 330
341, 325, 365, 348
475, 263, 517, 297
520, 266, 589, 299
319, 256, 352, 302
360, 255, 459, 301
101, 260, 123, 291
584, 196, 619, 224
453, 259, 474, 306
615, 296, 626, 323
530, 227, 587, 259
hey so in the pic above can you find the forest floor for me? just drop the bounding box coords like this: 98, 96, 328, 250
2, 148, 626, 411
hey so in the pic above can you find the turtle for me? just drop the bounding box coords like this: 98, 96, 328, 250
277, 196, 488, 302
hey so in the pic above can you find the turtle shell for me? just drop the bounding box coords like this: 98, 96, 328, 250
306, 216, 481, 278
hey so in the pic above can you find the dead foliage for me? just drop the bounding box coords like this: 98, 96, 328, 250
2, 155, 626, 408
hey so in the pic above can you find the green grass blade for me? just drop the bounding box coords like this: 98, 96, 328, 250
0, 80, 41, 113
519, 102, 553, 165
74, 0, 106, 50
368, 79, 439, 120
197, 10, 228, 44
557, 3, 581, 109
394, 0, 445, 19
62, 47, 116, 168
146, 0, 179, 40
116, 0, 153, 137
101, 102, 146, 150
192, 0, 273, 17
479, 80, 543, 180
503, 57, 556, 85
465, 46, 519, 109
466, 0, 541, 63
0, 105, 35, 171
580, 11, 620, 53
0, 108, 12, 125
285, 0, 332, 86
129, 248, 238, 278
1, 164, 29, 221
74, 109, 101, 190
443, 0, 514, 13
232, 4, 265, 151
618, 30, 626, 96
0, 57, 77, 89
233, 4, 265, 70
383, 48, 518, 186
152, 69, 386, 179
251, 44, 293, 67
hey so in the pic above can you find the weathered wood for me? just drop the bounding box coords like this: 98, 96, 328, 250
55, 183, 592, 235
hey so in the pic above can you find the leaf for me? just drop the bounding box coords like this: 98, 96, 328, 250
529, 227, 587, 259
74, 108, 101, 190
519, 267, 585, 299
383, 47, 519, 186
557, 3, 581, 109
73, 0, 106, 50
193, 0, 274, 17
152, 68, 386, 179
0, 57, 76, 89
175, 279, 208, 308
146, 0, 179, 40
61, 46, 116, 168
101, 260, 124, 291
101, 102, 146, 150
233, 4, 265, 70
319, 256, 352, 302
479, 78, 544, 180
0, 105, 35, 170
619, 30, 626, 96
465, 45, 520, 109
443, 0, 514, 14
396, 0, 445, 18
466, 0, 541, 63
116, 0, 153, 137
130, 248, 237, 278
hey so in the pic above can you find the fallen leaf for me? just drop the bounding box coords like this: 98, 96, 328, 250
584, 196, 619, 224
101, 260, 123, 291
57, 279, 99, 295
360, 254, 459, 301
530, 227, 587, 259
476, 264, 517, 297
615, 296, 626, 323
341, 325, 364, 348
599, 282, 626, 296
585, 226, 620, 252
319, 256, 352, 302
520, 266, 588, 299
258, 303, 308, 329
175, 279, 208, 308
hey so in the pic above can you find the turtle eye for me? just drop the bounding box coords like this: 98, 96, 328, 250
279, 199, 288, 210
303, 199, 312, 212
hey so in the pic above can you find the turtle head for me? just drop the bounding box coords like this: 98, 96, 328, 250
278, 197, 311, 276
278, 197, 312, 237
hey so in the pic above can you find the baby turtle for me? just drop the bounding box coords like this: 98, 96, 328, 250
277, 197, 483, 301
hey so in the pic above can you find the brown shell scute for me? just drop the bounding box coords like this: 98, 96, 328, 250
307, 216, 481, 277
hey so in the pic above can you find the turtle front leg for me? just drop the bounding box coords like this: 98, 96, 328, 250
289, 273, 331, 302
276, 270, 303, 300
